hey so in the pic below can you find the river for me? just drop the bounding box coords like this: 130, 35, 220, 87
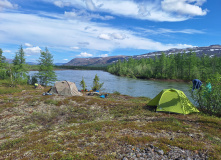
29, 70, 193, 100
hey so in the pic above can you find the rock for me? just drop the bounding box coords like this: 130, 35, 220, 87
156, 149, 164, 155
118, 144, 209, 160
189, 134, 194, 138
136, 153, 141, 158
149, 144, 154, 149
136, 148, 140, 152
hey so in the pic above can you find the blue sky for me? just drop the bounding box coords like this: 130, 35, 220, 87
0, 0, 220, 63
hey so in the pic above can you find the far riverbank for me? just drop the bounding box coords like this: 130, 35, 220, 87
29, 70, 193, 101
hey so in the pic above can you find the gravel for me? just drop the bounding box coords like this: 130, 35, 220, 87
117, 143, 209, 160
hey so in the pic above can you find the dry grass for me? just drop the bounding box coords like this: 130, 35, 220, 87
0, 85, 221, 159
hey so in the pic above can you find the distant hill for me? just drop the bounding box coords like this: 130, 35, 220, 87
64, 55, 129, 66
133, 44, 221, 59
54, 63, 65, 66
4, 59, 65, 66
5, 59, 13, 63
64, 45, 221, 66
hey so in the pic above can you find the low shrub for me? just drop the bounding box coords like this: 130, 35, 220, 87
190, 73, 221, 117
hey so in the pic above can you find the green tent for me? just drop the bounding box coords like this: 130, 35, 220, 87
147, 88, 199, 114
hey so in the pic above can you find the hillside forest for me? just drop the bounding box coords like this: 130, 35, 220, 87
107, 52, 221, 82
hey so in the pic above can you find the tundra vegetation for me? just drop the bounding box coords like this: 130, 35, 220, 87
0, 83, 220, 159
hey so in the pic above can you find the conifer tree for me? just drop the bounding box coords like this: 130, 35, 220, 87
37, 47, 57, 86
12, 45, 28, 84
80, 77, 87, 91
0, 48, 6, 68
92, 74, 103, 91
0, 48, 7, 80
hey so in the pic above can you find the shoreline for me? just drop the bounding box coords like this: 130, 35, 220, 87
31, 69, 194, 83
148, 78, 191, 83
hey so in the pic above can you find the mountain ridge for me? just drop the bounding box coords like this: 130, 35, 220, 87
64, 44, 221, 66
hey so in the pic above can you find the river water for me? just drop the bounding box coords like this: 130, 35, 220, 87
29, 70, 192, 100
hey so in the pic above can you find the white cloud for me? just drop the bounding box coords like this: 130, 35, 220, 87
86, 0, 189, 22
135, 27, 204, 35
138, 2, 150, 17
98, 34, 111, 40
24, 43, 33, 47
84, 0, 96, 11
111, 33, 126, 40
0, 0, 18, 10
161, 0, 208, 16
3, 49, 11, 53
63, 59, 68, 61
64, 10, 114, 21
24, 46, 41, 55
53, 1, 71, 8
0, 11, 196, 58
45, 0, 207, 22
77, 52, 93, 57
99, 54, 108, 57
71, 46, 80, 50
98, 33, 126, 40
156, 28, 204, 34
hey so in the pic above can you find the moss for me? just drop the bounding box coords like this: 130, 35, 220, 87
0, 84, 221, 159
0, 138, 27, 150
120, 135, 155, 146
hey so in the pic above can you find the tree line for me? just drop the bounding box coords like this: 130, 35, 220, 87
0, 45, 56, 86
107, 52, 221, 81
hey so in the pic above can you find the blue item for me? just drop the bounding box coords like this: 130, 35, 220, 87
192, 79, 202, 91
204, 82, 212, 98
96, 90, 99, 92
205, 82, 212, 93
100, 95, 105, 98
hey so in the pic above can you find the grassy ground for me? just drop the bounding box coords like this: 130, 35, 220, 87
0, 85, 221, 159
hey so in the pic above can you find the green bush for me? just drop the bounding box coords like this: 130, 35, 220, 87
0, 69, 8, 79
190, 73, 221, 117
113, 91, 121, 95
80, 77, 87, 91
92, 74, 104, 91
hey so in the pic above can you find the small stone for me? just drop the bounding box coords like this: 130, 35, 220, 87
150, 144, 154, 149
142, 153, 147, 158
177, 130, 182, 133
136, 153, 141, 158
147, 147, 152, 151
122, 157, 128, 160
156, 149, 164, 155
189, 134, 194, 138
129, 152, 134, 156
